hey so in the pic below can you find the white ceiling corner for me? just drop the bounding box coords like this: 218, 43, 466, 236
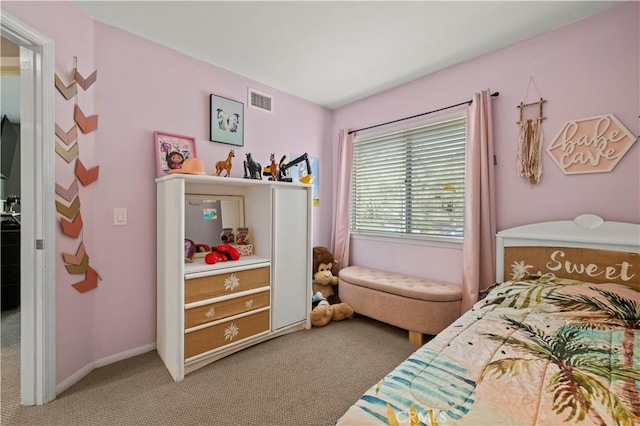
63, 1, 623, 109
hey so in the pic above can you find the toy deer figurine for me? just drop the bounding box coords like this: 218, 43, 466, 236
215, 149, 234, 177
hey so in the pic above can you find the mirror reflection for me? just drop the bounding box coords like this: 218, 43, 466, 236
185, 194, 244, 248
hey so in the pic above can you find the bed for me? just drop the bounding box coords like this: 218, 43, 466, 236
336, 214, 640, 425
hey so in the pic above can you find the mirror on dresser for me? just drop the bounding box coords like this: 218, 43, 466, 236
184, 194, 244, 249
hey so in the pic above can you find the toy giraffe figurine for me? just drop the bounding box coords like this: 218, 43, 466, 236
269, 153, 280, 181
215, 149, 234, 177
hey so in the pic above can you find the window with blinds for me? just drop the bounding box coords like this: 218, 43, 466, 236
351, 116, 466, 243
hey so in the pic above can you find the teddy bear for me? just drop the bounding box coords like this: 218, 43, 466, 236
310, 246, 354, 327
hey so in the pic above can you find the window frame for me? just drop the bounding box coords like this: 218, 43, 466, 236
349, 112, 467, 247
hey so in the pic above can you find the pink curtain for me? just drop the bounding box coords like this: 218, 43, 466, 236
461, 90, 496, 313
330, 129, 354, 270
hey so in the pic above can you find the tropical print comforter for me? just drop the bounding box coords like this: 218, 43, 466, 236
336, 276, 640, 425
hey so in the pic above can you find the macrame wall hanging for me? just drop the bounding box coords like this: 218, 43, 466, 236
517, 77, 546, 184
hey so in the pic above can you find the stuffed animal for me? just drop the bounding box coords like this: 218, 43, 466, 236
310, 246, 354, 327
204, 245, 241, 264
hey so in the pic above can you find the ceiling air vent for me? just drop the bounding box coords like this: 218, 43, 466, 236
248, 88, 273, 113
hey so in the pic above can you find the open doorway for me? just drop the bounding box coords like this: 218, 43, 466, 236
1, 36, 22, 347
0, 12, 56, 406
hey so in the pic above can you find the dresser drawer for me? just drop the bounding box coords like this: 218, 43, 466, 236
184, 309, 270, 359
185, 290, 270, 329
185, 267, 270, 304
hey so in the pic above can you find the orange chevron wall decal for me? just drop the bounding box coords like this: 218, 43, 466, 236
55, 179, 79, 202
61, 211, 83, 238
55, 141, 79, 163
63, 241, 86, 265
55, 196, 81, 220
74, 69, 97, 90
58, 62, 100, 295
54, 74, 77, 100
74, 105, 98, 134
65, 253, 89, 274
72, 266, 99, 293
75, 159, 99, 186
55, 124, 78, 145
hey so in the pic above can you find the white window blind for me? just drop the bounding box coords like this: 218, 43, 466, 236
351, 116, 466, 242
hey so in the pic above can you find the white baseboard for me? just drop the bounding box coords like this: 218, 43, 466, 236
56, 343, 156, 395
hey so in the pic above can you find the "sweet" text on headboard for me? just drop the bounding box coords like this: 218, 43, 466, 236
545, 250, 634, 282
504, 246, 639, 288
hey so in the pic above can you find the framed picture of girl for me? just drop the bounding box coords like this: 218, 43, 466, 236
154, 131, 197, 178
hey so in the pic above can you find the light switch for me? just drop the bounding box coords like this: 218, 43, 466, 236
114, 208, 127, 226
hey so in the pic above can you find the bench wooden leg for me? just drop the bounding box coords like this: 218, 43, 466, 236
408, 330, 424, 347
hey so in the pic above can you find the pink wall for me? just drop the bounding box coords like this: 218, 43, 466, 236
2, 0, 100, 387
91, 21, 333, 363
3, 1, 638, 390
2, 1, 332, 386
331, 2, 639, 283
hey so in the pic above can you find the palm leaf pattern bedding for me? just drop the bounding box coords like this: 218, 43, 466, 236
336, 276, 640, 425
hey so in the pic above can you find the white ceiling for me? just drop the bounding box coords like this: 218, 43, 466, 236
3, 1, 618, 113
71, 0, 619, 109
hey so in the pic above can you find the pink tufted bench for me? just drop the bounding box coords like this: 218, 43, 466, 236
338, 266, 462, 347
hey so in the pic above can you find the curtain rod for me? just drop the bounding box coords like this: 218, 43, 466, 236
348, 91, 500, 135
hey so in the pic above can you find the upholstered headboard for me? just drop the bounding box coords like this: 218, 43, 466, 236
496, 214, 640, 289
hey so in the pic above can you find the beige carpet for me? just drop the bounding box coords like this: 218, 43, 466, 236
1, 315, 420, 426
1, 308, 20, 348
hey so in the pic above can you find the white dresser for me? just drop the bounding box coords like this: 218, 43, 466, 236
156, 174, 312, 380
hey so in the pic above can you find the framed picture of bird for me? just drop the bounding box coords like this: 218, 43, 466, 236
210, 94, 244, 147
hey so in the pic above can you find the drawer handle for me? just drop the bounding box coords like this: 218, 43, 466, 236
224, 323, 240, 341
224, 273, 240, 291
205, 307, 215, 319
245, 299, 254, 309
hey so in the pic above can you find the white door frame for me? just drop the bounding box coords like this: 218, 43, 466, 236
1, 12, 56, 405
